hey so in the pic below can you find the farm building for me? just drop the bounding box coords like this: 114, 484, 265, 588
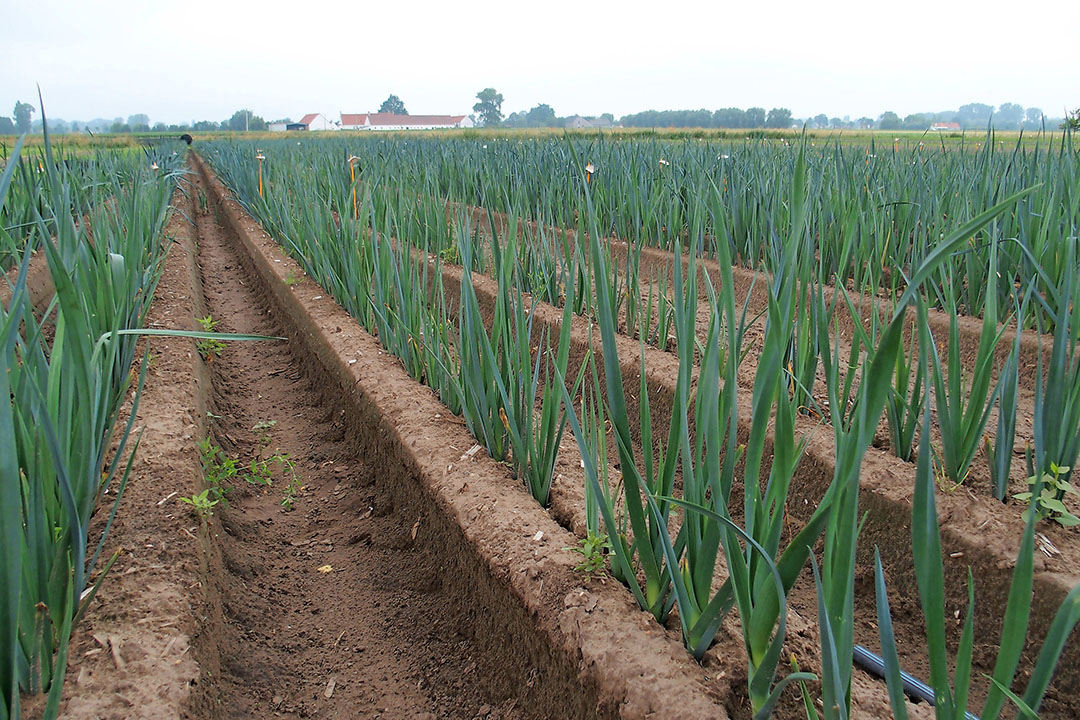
930, 121, 961, 131
565, 115, 614, 129
289, 113, 340, 131
339, 113, 473, 130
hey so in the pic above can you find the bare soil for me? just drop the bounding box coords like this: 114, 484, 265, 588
184, 169, 532, 719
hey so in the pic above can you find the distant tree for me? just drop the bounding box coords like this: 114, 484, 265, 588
70, 121, 80, 133
812, 113, 829, 129
878, 111, 902, 130
378, 94, 407, 115
152, 122, 168, 132
127, 113, 150, 128
599, 113, 614, 124
1065, 109, 1080, 131
0, 117, 14, 134
110, 122, 131, 133
473, 88, 504, 127
502, 111, 527, 128
226, 110, 267, 131
856, 117, 874, 129
765, 108, 793, 128
902, 113, 928, 129
829, 117, 844, 129
956, 102, 994, 128
1025, 107, 1044, 127
995, 103, 1024, 130
270, 118, 293, 124
13, 101, 34, 133
192, 120, 219, 132
526, 103, 556, 126
713, 108, 747, 128
745, 107, 766, 128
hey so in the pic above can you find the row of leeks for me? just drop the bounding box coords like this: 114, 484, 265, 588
201, 138, 1080, 717
0, 134, 185, 720
199, 130, 1080, 324
0, 140, 170, 272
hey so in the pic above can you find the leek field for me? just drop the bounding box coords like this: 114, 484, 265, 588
5, 127, 1080, 719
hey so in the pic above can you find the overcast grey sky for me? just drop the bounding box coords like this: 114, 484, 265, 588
2, 0, 1077, 124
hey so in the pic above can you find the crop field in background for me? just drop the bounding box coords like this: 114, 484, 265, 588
5, 127, 1080, 720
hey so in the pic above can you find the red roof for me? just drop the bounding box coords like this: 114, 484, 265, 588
340, 113, 466, 127
298, 113, 320, 125
340, 113, 368, 126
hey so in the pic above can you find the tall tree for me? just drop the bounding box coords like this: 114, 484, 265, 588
1025, 107, 1044, 126
0, 117, 14, 134
526, 103, 556, 126
378, 94, 407, 115
903, 113, 928, 129
765, 107, 792, 128
995, 102, 1024, 130
13, 101, 34, 134
812, 113, 829, 129
226, 109, 267, 131
745, 107, 766, 127
473, 88, 504, 127
878, 111, 902, 130
714, 108, 747, 128
956, 102, 994, 128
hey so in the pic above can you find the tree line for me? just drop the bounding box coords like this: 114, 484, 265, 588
0, 103, 290, 135
3, 95, 1075, 135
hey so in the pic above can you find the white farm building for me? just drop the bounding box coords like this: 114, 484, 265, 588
288, 113, 340, 131
339, 113, 473, 130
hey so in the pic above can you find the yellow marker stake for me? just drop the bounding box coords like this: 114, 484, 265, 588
348, 156, 360, 219
255, 152, 266, 197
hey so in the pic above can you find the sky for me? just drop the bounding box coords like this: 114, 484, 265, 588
2, 0, 1077, 125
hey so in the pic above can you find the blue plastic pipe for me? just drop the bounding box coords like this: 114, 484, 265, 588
853, 645, 980, 720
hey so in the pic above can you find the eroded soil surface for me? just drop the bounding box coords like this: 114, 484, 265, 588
189, 177, 522, 719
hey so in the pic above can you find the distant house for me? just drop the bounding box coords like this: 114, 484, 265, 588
339, 113, 473, 131
289, 113, 339, 131
268, 122, 288, 132
930, 121, 961, 131
565, 115, 614, 129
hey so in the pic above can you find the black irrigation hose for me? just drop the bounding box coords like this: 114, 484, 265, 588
853, 645, 980, 720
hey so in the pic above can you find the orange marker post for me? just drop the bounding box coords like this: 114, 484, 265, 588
348, 156, 360, 219
256, 152, 266, 197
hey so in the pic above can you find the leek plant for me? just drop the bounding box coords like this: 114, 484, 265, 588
924, 241, 1009, 488
1022, 240, 1080, 501
885, 318, 927, 462
561, 150, 827, 715
987, 286, 1032, 500
874, 402, 1080, 719
812, 185, 1041, 719
1, 126, 184, 719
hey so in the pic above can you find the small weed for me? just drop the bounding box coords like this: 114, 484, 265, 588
566, 532, 612, 581
1015, 462, 1080, 527
252, 419, 277, 447
198, 189, 209, 214
197, 437, 237, 505
284, 269, 302, 286
181, 488, 219, 521
195, 315, 226, 359
439, 243, 461, 265
280, 472, 302, 510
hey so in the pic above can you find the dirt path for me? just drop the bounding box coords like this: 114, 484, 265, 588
190, 179, 520, 720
